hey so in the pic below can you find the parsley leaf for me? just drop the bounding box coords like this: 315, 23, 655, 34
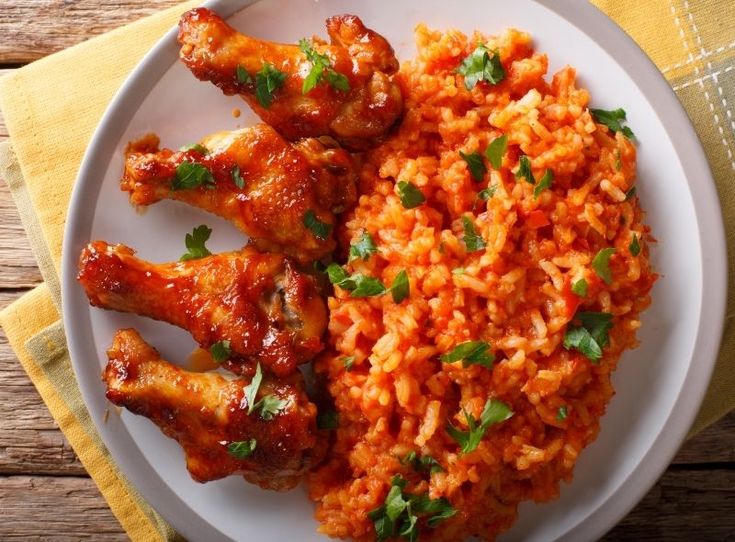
459, 150, 486, 181
369, 475, 456, 541
236, 64, 252, 84
231, 166, 245, 189
299, 39, 350, 94
243, 363, 263, 415
317, 411, 339, 430
563, 311, 614, 363
557, 405, 568, 421
326, 263, 387, 297
390, 270, 410, 303
592, 247, 616, 285
485, 135, 508, 169
462, 215, 486, 252
227, 439, 257, 459
255, 63, 286, 108
571, 278, 588, 297
590, 108, 635, 139
533, 169, 553, 198
629, 235, 641, 256
478, 185, 497, 201
457, 45, 505, 90
440, 340, 495, 368
401, 452, 443, 474
303, 209, 333, 240
625, 186, 637, 201
446, 399, 513, 454
179, 143, 208, 154
342, 355, 356, 371
180, 224, 212, 261
173, 161, 214, 190
452, 268, 466, 275
209, 340, 231, 363
515, 155, 535, 184
256, 394, 288, 421
397, 180, 426, 209
349, 231, 378, 261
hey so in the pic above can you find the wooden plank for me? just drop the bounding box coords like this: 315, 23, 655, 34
0, 1, 182, 64
0, 180, 44, 288
0, 475, 126, 541
604, 469, 735, 540
0, 70, 9, 138
673, 410, 735, 464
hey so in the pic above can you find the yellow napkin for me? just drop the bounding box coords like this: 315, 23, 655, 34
0, 1, 733, 539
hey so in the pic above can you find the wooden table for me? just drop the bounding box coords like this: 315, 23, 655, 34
0, 2, 733, 540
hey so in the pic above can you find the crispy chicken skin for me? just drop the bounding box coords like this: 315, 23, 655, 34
178, 8, 403, 149
104, 329, 317, 489
121, 124, 356, 263
78, 241, 327, 377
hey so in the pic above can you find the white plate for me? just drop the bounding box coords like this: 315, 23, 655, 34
61, 0, 727, 540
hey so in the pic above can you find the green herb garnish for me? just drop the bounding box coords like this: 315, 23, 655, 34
485, 135, 508, 170
230, 166, 245, 189
459, 150, 486, 181
571, 279, 588, 297
390, 270, 410, 303
299, 39, 350, 93
563, 311, 614, 363
592, 247, 616, 285
173, 161, 214, 190
629, 235, 641, 256
478, 186, 497, 201
179, 143, 208, 154
397, 180, 426, 209
256, 394, 288, 421
590, 107, 635, 139
326, 263, 387, 297
227, 439, 257, 459
342, 355, 356, 371
255, 63, 287, 108
401, 452, 443, 474
452, 268, 466, 275
303, 209, 332, 240
457, 45, 505, 90
446, 399, 513, 454
236, 64, 252, 84
557, 405, 568, 421
349, 231, 378, 261
533, 169, 553, 198
243, 363, 264, 415
625, 186, 637, 201
440, 340, 495, 368
209, 340, 231, 363
180, 224, 212, 261
462, 215, 486, 252
515, 155, 535, 184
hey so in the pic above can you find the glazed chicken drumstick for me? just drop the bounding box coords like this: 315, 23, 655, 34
178, 8, 403, 149
122, 124, 356, 263
105, 329, 317, 490
78, 242, 327, 377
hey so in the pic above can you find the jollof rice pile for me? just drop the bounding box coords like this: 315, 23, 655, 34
308, 24, 656, 541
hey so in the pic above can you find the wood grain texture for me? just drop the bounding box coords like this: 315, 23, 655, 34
0, 1, 182, 64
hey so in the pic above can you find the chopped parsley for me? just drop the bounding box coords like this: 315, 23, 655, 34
457, 45, 505, 90
440, 340, 495, 368
326, 264, 386, 297
349, 231, 378, 261
397, 180, 426, 209
317, 411, 339, 430
478, 185, 497, 201
209, 340, 231, 363
533, 169, 554, 198
629, 235, 641, 256
299, 39, 350, 93
230, 166, 245, 189
557, 405, 568, 421
571, 278, 588, 297
391, 270, 410, 303
180, 224, 212, 261
515, 155, 535, 184
625, 186, 637, 201
255, 63, 287, 108
459, 150, 486, 181
462, 215, 486, 252
227, 439, 257, 459
401, 452, 443, 474
179, 143, 208, 154
446, 399, 513, 454
341, 355, 356, 371
592, 247, 616, 285
172, 161, 215, 190
368, 475, 456, 541
563, 311, 614, 363
452, 267, 466, 275
303, 209, 332, 240
236, 64, 252, 84
242, 363, 287, 419
485, 135, 508, 170
243, 363, 264, 415
590, 107, 635, 139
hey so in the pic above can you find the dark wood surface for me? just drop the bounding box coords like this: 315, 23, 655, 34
0, 2, 733, 540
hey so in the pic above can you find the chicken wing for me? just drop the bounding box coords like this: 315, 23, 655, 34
104, 329, 317, 489
121, 124, 355, 263
78, 241, 327, 377
178, 8, 403, 149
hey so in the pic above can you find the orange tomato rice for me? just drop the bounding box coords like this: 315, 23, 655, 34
307, 23, 656, 541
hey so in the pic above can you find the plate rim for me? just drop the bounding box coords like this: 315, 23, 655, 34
60, 0, 728, 540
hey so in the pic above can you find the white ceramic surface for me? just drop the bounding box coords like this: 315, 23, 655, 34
61, 0, 727, 540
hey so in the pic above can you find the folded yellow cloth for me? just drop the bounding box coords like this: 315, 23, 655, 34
0, 1, 733, 540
